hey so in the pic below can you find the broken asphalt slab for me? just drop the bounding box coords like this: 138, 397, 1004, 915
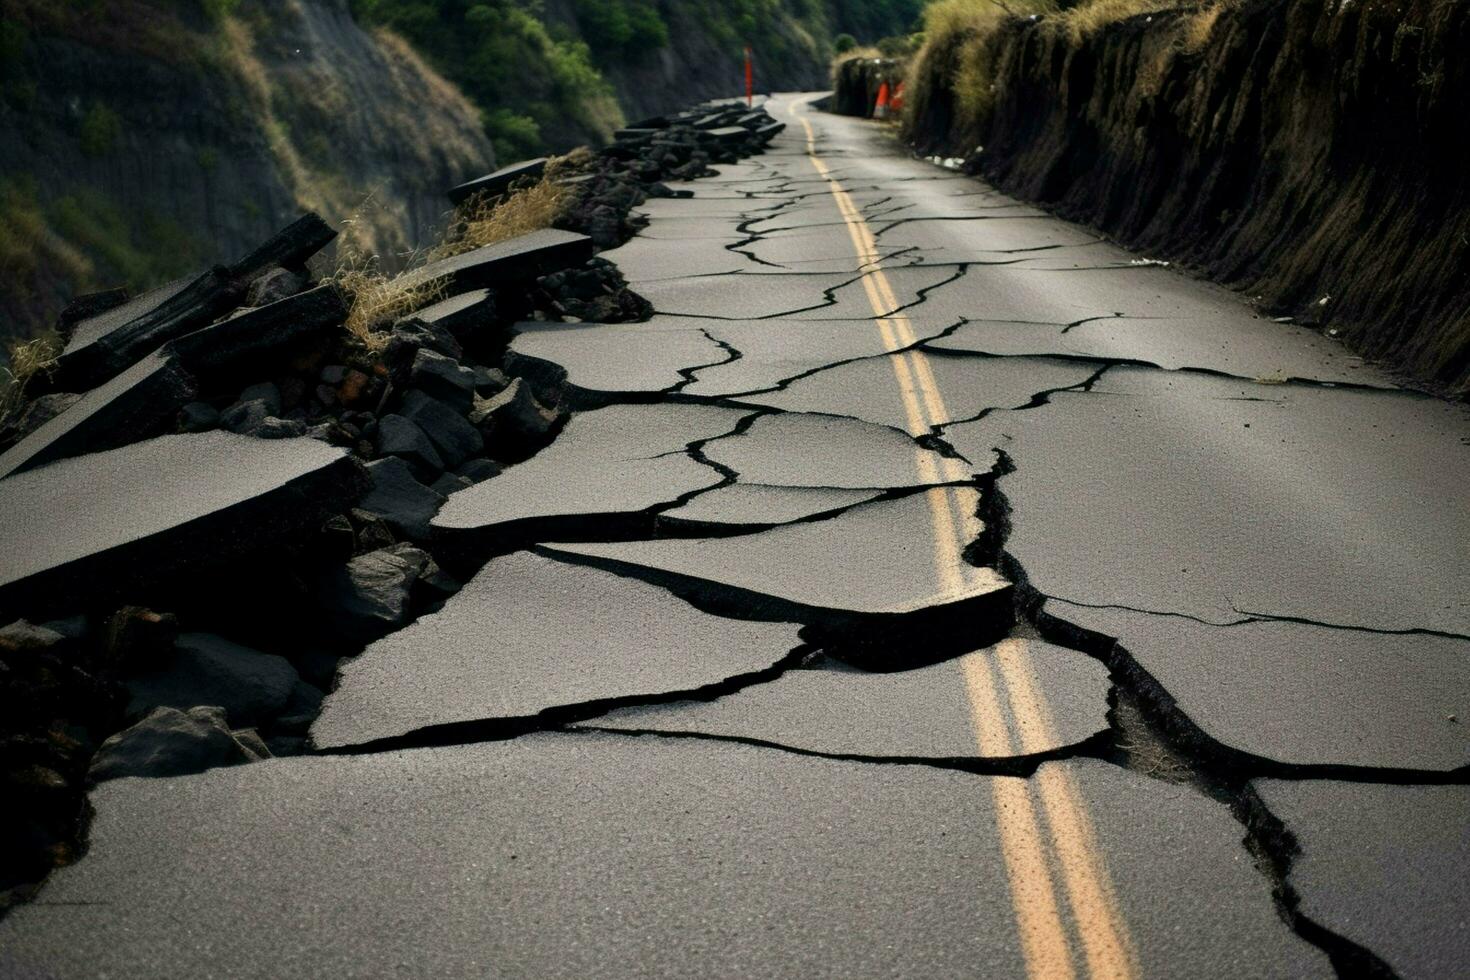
1048, 599, 1470, 771
947, 366, 1470, 635
392, 229, 594, 298
312, 551, 802, 749
543, 491, 1014, 664
582, 637, 1111, 762
431, 403, 744, 551
0, 737, 1325, 978
509, 320, 728, 403
1254, 780, 1470, 977
0, 431, 366, 620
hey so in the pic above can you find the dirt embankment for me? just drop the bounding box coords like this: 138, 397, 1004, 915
897, 0, 1470, 395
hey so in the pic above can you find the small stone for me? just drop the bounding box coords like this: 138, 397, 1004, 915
315, 384, 338, 408
384, 317, 462, 370
320, 514, 357, 560
350, 508, 398, 553
375, 414, 444, 477
431, 472, 472, 497
320, 365, 348, 385
220, 399, 270, 435
457, 458, 502, 483
124, 633, 301, 727
254, 417, 307, 439
472, 366, 509, 397
40, 616, 89, 641
244, 266, 309, 308
102, 606, 179, 674
270, 680, 324, 734
278, 377, 308, 412
398, 390, 482, 468
0, 620, 66, 656
407, 349, 476, 413
360, 456, 446, 541
238, 382, 282, 416
471, 377, 555, 453
338, 369, 377, 409
319, 545, 426, 642
88, 706, 261, 783
178, 402, 219, 433
229, 728, 272, 760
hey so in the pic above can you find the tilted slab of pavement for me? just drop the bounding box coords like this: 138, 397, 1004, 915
0, 736, 1326, 978
312, 551, 802, 750
0, 431, 364, 620
1253, 780, 1470, 978
543, 491, 1014, 663
580, 637, 1111, 761
431, 403, 744, 549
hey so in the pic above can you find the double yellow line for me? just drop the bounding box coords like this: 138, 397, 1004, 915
795, 108, 1139, 980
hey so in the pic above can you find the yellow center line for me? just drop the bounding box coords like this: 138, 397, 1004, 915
794, 105, 1138, 980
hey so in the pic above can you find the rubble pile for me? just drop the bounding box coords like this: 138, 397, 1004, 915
0, 98, 784, 916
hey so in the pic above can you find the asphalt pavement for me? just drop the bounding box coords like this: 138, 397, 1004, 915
4, 93, 1467, 978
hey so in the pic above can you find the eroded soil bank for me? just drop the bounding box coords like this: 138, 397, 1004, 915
896, 0, 1470, 395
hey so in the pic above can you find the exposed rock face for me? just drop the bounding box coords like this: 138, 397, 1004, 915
0, 0, 494, 342
901, 0, 1470, 394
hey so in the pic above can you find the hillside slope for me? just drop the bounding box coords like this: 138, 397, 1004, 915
0, 0, 495, 344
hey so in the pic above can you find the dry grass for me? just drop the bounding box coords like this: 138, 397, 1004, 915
1051, 0, 1182, 43
432, 178, 567, 260
1181, 3, 1226, 52
0, 332, 61, 427
333, 174, 567, 349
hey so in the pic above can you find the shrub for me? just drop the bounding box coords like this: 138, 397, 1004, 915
78, 103, 123, 158
835, 32, 858, 53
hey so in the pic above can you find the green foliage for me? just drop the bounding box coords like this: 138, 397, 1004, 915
78, 103, 123, 158
835, 32, 858, 53
49, 189, 203, 291
351, 0, 619, 153
573, 0, 668, 62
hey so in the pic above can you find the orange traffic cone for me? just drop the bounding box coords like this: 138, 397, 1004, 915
890, 81, 905, 114
873, 81, 890, 120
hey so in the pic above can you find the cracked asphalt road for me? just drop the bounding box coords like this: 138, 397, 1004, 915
4, 94, 1468, 978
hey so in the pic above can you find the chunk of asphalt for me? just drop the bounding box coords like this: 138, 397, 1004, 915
0, 285, 349, 477
391, 229, 593, 299
0, 739, 1324, 977
61, 277, 190, 356
1049, 599, 1470, 770
124, 632, 300, 728
375, 414, 444, 477
0, 431, 366, 620
544, 491, 1014, 665
397, 390, 482, 468
947, 366, 1470, 635
312, 552, 801, 749
447, 157, 548, 206
0, 352, 195, 479
658, 484, 881, 530
407, 349, 477, 414
411, 289, 496, 340
585, 637, 1110, 759
360, 456, 447, 541
87, 706, 264, 784
1254, 780, 1470, 978
700, 412, 952, 489
433, 403, 743, 551
508, 320, 727, 404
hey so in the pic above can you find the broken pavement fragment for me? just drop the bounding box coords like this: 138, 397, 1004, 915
313, 552, 801, 749
508, 319, 728, 404
544, 492, 1013, 664
948, 366, 1470, 634
1049, 599, 1470, 771
0, 431, 366, 620
432, 403, 744, 551
447, 157, 548, 206
0, 737, 1325, 978
584, 638, 1111, 761
391, 228, 593, 299
1254, 780, 1470, 978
